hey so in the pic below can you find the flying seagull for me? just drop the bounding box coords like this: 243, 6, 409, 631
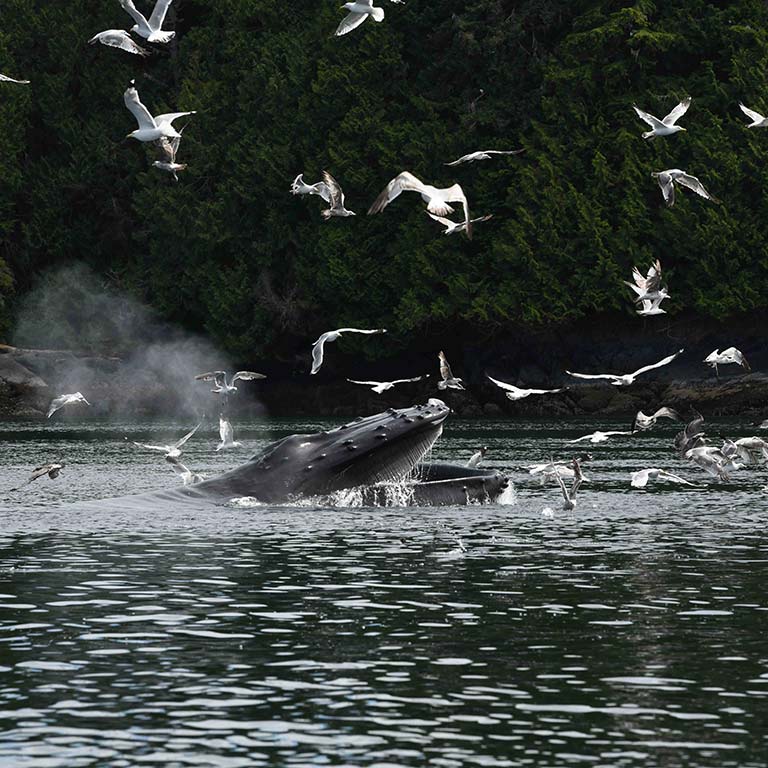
124, 81, 195, 142
0, 73, 30, 84
556, 458, 583, 510
12, 463, 65, 491
166, 456, 203, 485
624, 259, 668, 306
335, 1, 385, 36
739, 102, 768, 128
528, 455, 592, 485
486, 374, 564, 401
321, 171, 355, 219
721, 436, 768, 466
633, 97, 691, 139
347, 375, 427, 394
467, 446, 487, 468
632, 406, 681, 432
195, 370, 266, 395
119, 0, 176, 44
444, 149, 524, 166
637, 297, 668, 317
311, 328, 387, 375
217, 416, 242, 451
652, 169, 718, 207
566, 349, 684, 387
47, 392, 90, 419
438, 351, 464, 390
704, 347, 750, 377
88, 29, 150, 56
427, 212, 492, 236
132, 422, 201, 458
630, 468, 694, 488
369, 171, 472, 239
568, 430, 634, 444
153, 124, 187, 180
290, 174, 331, 202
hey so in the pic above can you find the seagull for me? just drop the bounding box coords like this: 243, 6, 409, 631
556, 458, 583, 510
438, 351, 464, 390
630, 468, 694, 488
637, 296, 668, 316
674, 411, 707, 456
321, 171, 355, 219
720, 436, 768, 465
311, 328, 386, 375
624, 259, 669, 306
119, 0, 176, 44
347, 375, 427, 394
335, 1, 385, 37
124, 80, 195, 142
652, 169, 718, 207
132, 422, 201, 458
195, 370, 266, 395
633, 97, 691, 139
153, 124, 187, 180
686, 445, 740, 481
739, 102, 768, 128
704, 347, 750, 377
369, 171, 472, 239
166, 456, 203, 485
427, 212, 492, 236
0, 74, 30, 84
88, 29, 150, 56
467, 446, 487, 468
217, 416, 242, 451
568, 430, 634, 444
486, 374, 564, 401
566, 349, 684, 387
11, 463, 65, 491
290, 174, 331, 202
528, 456, 592, 485
444, 149, 524, 166
632, 406, 681, 432
47, 392, 90, 419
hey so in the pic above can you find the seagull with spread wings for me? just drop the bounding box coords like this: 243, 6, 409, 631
166, 456, 204, 485
739, 102, 768, 128
624, 259, 668, 306
444, 149, 524, 166
291, 174, 331, 202
47, 392, 90, 419
427, 212, 492, 236
0, 73, 29, 84
630, 468, 694, 488
321, 171, 356, 219
132, 422, 201, 459
633, 97, 691, 139
153, 124, 187, 180
335, 1, 385, 36
632, 407, 681, 432
124, 81, 195, 142
438, 351, 464, 390
119, 0, 176, 44
195, 370, 266, 395
369, 171, 472, 238
568, 430, 634, 444
486, 375, 564, 401
566, 349, 684, 387
652, 169, 718, 207
704, 347, 750, 376
347, 375, 427, 394
311, 328, 387, 375
89, 30, 150, 56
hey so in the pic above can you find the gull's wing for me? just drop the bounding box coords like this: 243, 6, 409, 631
439, 351, 455, 381
336, 11, 368, 36
148, 0, 174, 29
90, 30, 150, 56
631, 349, 683, 378
655, 173, 675, 206
166, 455, 191, 478
335, 328, 386, 335
633, 105, 665, 130
195, 370, 226, 382
219, 417, 234, 444
477, 150, 525, 156
232, 371, 267, 383
630, 469, 650, 488
487, 375, 517, 392
662, 96, 691, 126
653, 406, 681, 421
740, 102, 765, 123
154, 110, 196, 126
368, 172, 430, 214
347, 379, 382, 386
311, 336, 327, 375
624, 280, 644, 297
565, 371, 619, 382
46, 396, 68, 418
603, 430, 634, 437
124, 84, 156, 129
674, 172, 717, 202
427, 212, 453, 228
444, 153, 474, 166
390, 376, 426, 384
322, 170, 344, 209
155, 136, 175, 163
173, 422, 201, 450
119, 0, 149, 28
132, 442, 170, 453
469, 214, 493, 225
657, 469, 694, 486
567, 434, 595, 444
556, 471, 570, 503
0, 73, 30, 84
444, 183, 471, 239
570, 462, 583, 498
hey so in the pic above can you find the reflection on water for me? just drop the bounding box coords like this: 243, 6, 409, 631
0, 417, 767, 766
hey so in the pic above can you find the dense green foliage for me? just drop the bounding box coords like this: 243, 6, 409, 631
2, 0, 768, 356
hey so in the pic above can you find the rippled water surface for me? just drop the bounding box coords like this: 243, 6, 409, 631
1, 416, 767, 767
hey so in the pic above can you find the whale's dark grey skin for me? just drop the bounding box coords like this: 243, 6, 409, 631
168, 400, 509, 506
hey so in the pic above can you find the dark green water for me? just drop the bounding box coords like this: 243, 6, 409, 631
0, 417, 766, 766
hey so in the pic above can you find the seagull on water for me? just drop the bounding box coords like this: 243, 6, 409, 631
567, 349, 684, 387
630, 468, 694, 488
556, 458, 583, 510
739, 103, 768, 128
632, 406, 681, 432
321, 171, 356, 219
438, 351, 464, 390
153, 124, 187, 180
0, 74, 29, 84
347, 375, 427, 394
486, 374, 564, 401
704, 347, 750, 377
166, 456, 203, 485
311, 328, 387, 375
652, 169, 718, 207
132, 422, 201, 458
47, 392, 90, 419
119, 0, 176, 44
633, 97, 691, 139
467, 446, 487, 468
290, 174, 331, 202
124, 81, 195, 142
195, 370, 266, 395
89, 30, 150, 56
427, 212, 492, 236
11, 463, 65, 491
335, 1, 385, 37
444, 149, 524, 166
568, 430, 634, 444
369, 171, 472, 239
217, 416, 242, 451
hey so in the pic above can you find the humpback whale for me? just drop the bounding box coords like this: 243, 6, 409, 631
150, 399, 509, 506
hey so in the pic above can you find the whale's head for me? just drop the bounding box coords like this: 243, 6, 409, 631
198, 400, 451, 501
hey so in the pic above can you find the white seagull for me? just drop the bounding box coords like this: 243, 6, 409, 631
723, 436, 768, 466
652, 169, 718, 207
124, 81, 195, 142
637, 296, 668, 317
467, 446, 487, 468
88, 29, 150, 56
568, 430, 634, 444
153, 124, 187, 180
217, 416, 242, 451
347, 375, 427, 394
321, 171, 356, 219
686, 445, 740, 481
166, 456, 203, 485
132, 422, 201, 458
427, 212, 492, 236
632, 406, 681, 432
369, 171, 472, 239
290, 174, 331, 202
704, 347, 750, 376
486, 374, 564, 401
0, 73, 30, 84
630, 468, 694, 488
633, 97, 691, 139
47, 392, 90, 419
444, 149, 524, 166
566, 349, 684, 387
438, 351, 464, 390
195, 370, 266, 395
624, 259, 669, 306
335, 1, 385, 37
528, 458, 591, 485
119, 0, 176, 44
311, 328, 386, 375
12, 463, 65, 491
739, 102, 768, 128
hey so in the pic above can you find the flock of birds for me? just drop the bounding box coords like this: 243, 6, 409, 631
3, 1, 767, 508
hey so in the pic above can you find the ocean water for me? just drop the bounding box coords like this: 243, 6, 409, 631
0, 415, 766, 767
